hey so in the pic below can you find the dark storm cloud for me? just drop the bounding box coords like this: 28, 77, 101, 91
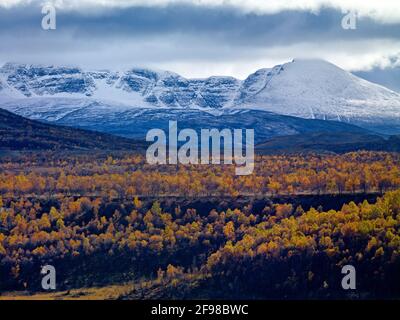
1, 4, 399, 44
0, 2, 399, 82
355, 67, 400, 92
354, 55, 400, 93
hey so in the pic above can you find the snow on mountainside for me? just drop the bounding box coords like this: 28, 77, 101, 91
236, 59, 400, 122
1, 59, 400, 134
0, 62, 240, 110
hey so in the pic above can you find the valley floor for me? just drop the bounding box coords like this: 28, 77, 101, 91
0, 284, 134, 300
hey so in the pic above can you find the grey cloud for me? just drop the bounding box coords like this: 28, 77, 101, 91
0, 3, 399, 85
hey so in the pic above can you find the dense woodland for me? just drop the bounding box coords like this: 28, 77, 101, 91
1, 151, 400, 197
0, 151, 400, 298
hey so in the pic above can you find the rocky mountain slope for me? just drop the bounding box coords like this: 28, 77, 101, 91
1, 59, 400, 135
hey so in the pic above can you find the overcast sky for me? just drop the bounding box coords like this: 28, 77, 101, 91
0, 0, 399, 90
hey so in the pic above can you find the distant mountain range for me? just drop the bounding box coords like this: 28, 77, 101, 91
1, 59, 400, 140
1, 106, 400, 154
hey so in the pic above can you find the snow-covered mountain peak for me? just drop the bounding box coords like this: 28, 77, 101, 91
236, 58, 400, 121
1, 59, 400, 134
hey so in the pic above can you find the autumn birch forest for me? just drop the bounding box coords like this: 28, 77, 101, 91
1, 151, 400, 299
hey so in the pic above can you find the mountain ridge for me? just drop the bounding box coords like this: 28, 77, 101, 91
255, 132, 400, 154
1, 106, 398, 155
1, 59, 400, 135
0, 107, 147, 151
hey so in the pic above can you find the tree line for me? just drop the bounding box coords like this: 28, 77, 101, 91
0, 151, 399, 198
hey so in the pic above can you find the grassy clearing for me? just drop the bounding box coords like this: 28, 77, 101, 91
0, 283, 134, 300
